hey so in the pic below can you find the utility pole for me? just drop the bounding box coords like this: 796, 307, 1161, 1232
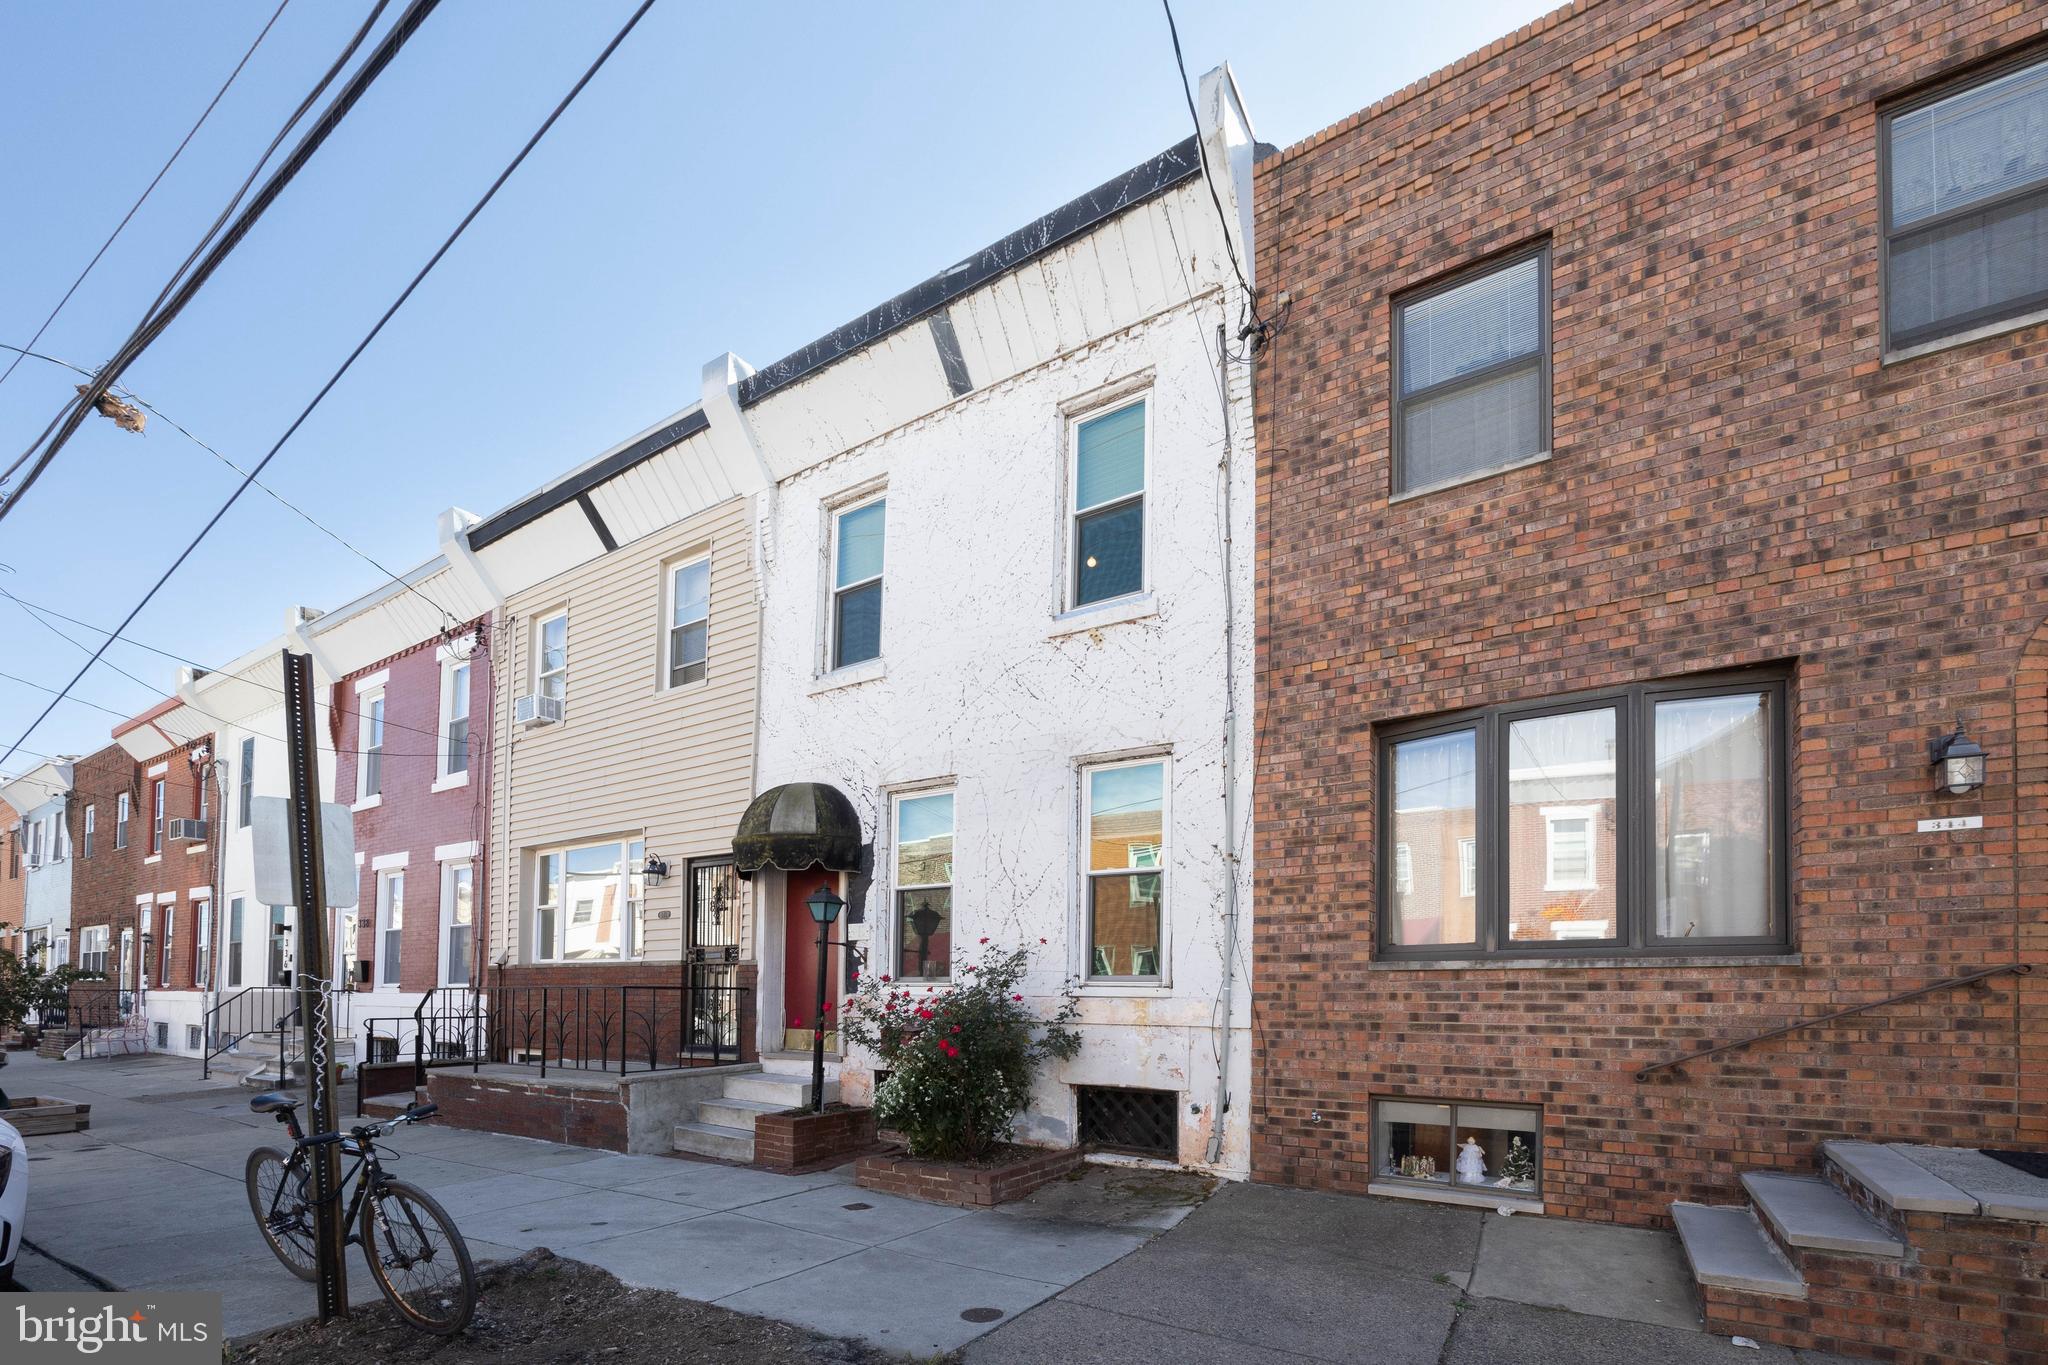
282, 649, 347, 1319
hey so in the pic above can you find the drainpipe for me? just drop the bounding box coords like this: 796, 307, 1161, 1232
437, 507, 508, 1006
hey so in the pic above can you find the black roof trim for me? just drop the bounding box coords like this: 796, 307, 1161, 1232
468, 408, 711, 551
736, 136, 1203, 409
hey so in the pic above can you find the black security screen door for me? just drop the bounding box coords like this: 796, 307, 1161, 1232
688, 859, 740, 1050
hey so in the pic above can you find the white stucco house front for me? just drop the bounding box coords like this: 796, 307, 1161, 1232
3, 761, 75, 972
720, 68, 1261, 1175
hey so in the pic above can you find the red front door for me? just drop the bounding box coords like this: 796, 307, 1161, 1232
783, 868, 842, 1038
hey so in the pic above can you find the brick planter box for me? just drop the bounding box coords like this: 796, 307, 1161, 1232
5, 1096, 91, 1136
856, 1143, 1083, 1208
753, 1105, 878, 1173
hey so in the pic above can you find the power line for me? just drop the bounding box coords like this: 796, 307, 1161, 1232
0, 342, 460, 628
0, 669, 134, 722
0, 1, 292, 398
0, 0, 658, 772
0, 0, 432, 516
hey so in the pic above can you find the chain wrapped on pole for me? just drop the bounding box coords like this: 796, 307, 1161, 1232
283, 649, 349, 1319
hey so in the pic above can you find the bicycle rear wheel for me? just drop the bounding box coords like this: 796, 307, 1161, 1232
244, 1146, 317, 1282
360, 1179, 476, 1335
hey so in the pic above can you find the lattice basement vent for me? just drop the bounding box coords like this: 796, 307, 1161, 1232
1077, 1086, 1177, 1158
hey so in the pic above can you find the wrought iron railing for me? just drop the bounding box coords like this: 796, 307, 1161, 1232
67, 984, 147, 1060
490, 983, 749, 1077
201, 982, 354, 1080
355, 987, 489, 1114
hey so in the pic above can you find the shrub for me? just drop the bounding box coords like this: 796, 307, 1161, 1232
837, 941, 1079, 1161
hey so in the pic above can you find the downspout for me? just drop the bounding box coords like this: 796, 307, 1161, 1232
437, 508, 507, 1000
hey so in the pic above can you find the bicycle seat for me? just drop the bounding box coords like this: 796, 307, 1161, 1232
249, 1091, 301, 1114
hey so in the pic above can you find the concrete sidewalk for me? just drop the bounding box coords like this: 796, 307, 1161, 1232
5, 1052, 1166, 1354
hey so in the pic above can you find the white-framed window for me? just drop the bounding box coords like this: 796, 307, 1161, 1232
892, 789, 953, 981
358, 692, 386, 800
1069, 397, 1147, 609
160, 907, 175, 987
441, 862, 475, 987
226, 899, 244, 988
1394, 842, 1414, 894
82, 802, 95, 860
536, 611, 568, 703
238, 736, 256, 828
1083, 756, 1167, 981
268, 906, 291, 986
194, 899, 211, 989
80, 925, 110, 977
151, 779, 166, 854
375, 870, 404, 988
27, 817, 43, 869
138, 906, 152, 988
334, 907, 358, 989
52, 931, 68, 972
197, 762, 209, 823
116, 792, 129, 849
52, 812, 69, 861
1457, 837, 1477, 899
665, 556, 712, 688
1542, 806, 1599, 891
440, 658, 471, 779
530, 838, 644, 962
830, 498, 885, 669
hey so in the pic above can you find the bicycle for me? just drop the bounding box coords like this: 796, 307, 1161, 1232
243, 1091, 477, 1335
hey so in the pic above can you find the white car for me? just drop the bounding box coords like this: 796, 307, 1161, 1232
0, 1114, 24, 1286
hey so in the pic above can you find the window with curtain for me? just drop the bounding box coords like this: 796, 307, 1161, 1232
832, 500, 885, 668
668, 557, 712, 686
1381, 672, 1785, 958
894, 791, 954, 980
1071, 400, 1146, 607
1885, 53, 2048, 351
1394, 248, 1549, 493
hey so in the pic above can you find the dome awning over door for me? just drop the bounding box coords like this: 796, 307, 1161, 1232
732, 782, 863, 879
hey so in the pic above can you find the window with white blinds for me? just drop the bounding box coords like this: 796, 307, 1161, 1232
1393, 248, 1550, 493
1885, 53, 2048, 351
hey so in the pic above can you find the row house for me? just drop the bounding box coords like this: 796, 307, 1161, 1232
1251, 1, 2046, 1359
1, 760, 73, 969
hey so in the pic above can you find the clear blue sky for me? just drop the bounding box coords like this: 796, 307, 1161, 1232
0, 0, 1552, 771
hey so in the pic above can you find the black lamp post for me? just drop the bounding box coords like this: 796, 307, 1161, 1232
805, 885, 845, 1114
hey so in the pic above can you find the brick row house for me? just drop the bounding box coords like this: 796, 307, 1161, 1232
1, 760, 73, 972
1251, 0, 2048, 1358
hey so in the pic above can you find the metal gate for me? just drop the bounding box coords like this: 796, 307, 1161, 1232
686, 858, 742, 1056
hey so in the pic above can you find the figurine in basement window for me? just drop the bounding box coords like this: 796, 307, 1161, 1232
1457, 1136, 1487, 1183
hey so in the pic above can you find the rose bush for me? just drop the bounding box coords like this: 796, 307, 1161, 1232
838, 940, 1079, 1161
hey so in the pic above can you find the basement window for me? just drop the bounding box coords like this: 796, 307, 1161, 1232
1375, 1098, 1539, 1196
1077, 1085, 1176, 1158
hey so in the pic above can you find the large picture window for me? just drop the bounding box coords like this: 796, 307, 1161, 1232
531, 838, 644, 962
1884, 51, 2048, 353
1375, 1099, 1540, 1197
1380, 671, 1787, 958
1393, 246, 1549, 494
894, 790, 954, 981
1084, 758, 1167, 980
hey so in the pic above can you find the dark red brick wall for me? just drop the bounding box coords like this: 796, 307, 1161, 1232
67, 743, 144, 976
854, 1146, 1083, 1208
753, 1106, 877, 1172
334, 621, 493, 995
130, 734, 217, 994
1252, 0, 2048, 1226
426, 1071, 627, 1151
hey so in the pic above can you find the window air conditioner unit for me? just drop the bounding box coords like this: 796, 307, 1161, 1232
169, 818, 209, 843
515, 694, 564, 729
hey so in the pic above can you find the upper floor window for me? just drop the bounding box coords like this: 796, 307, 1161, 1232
536, 612, 568, 702
83, 803, 95, 859
1083, 757, 1167, 981
1884, 52, 2048, 353
893, 790, 954, 981
1393, 247, 1549, 495
1380, 671, 1787, 960
116, 792, 129, 849
27, 818, 43, 868
6, 828, 17, 878
531, 838, 644, 963
831, 499, 885, 668
667, 557, 712, 687
359, 693, 385, 799
238, 737, 256, 828
1070, 400, 1146, 608
151, 779, 166, 854
441, 660, 471, 778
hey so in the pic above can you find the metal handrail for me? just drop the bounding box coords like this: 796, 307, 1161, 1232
1635, 962, 2034, 1082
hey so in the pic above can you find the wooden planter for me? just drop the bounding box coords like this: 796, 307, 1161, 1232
6, 1096, 91, 1136
753, 1105, 878, 1173
856, 1143, 1083, 1208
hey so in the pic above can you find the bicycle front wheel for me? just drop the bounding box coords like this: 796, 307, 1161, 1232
244, 1146, 317, 1282
360, 1179, 476, 1335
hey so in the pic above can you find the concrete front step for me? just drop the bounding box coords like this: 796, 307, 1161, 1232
1742, 1172, 1906, 1258
673, 1120, 755, 1162
1672, 1203, 1807, 1299
1823, 1140, 1977, 1215
723, 1071, 839, 1108
699, 1096, 789, 1130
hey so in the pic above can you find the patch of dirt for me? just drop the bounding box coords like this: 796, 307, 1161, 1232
228, 1249, 929, 1365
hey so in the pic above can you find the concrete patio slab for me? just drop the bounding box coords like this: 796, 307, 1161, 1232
717, 1243, 1063, 1357
739, 1181, 973, 1244
420, 1170, 593, 1218
456, 1187, 709, 1248
1467, 1209, 1702, 1331
613, 1160, 845, 1211
1179, 1182, 1486, 1280
896, 1209, 1148, 1286
572, 1210, 861, 1301
521, 1151, 694, 1188
1446, 1299, 1799, 1365
963, 1298, 1320, 1364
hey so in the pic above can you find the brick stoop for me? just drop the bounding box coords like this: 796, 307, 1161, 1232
1675, 1142, 2048, 1364
855, 1144, 1084, 1208
752, 1105, 878, 1173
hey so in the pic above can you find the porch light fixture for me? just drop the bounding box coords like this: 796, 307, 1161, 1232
1930, 723, 1988, 796
805, 885, 846, 1113
643, 853, 670, 888
807, 887, 845, 924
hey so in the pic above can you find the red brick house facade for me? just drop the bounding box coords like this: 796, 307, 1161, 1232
66, 742, 145, 987
1252, 0, 2048, 1243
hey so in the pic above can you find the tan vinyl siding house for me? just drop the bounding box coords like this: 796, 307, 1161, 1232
489, 494, 758, 971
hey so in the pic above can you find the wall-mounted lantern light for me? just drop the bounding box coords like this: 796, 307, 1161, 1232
1930, 723, 1988, 796
643, 853, 670, 888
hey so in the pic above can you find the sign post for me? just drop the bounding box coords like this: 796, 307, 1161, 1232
282, 649, 348, 1321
